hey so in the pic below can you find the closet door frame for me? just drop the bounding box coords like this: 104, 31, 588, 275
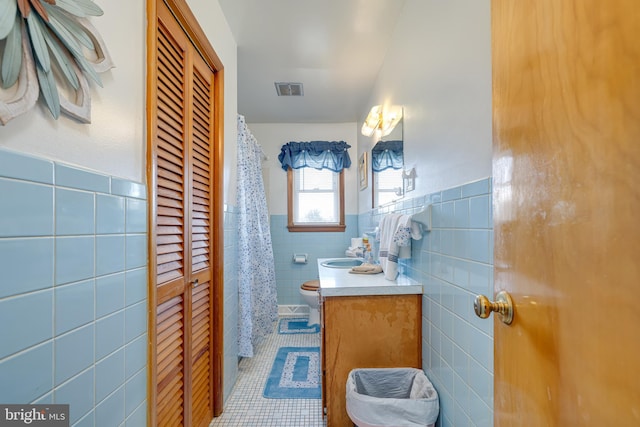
146, 0, 225, 425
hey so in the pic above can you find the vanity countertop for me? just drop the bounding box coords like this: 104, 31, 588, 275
317, 258, 423, 297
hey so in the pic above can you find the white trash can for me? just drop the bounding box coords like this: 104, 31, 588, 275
346, 368, 439, 427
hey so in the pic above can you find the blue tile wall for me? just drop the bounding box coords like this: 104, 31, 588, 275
0, 148, 148, 427
55, 189, 95, 235
53, 367, 94, 425
359, 177, 494, 427
223, 204, 240, 403
0, 290, 53, 359
0, 179, 54, 237
0, 238, 54, 297
54, 324, 94, 386
54, 279, 94, 334
270, 214, 359, 305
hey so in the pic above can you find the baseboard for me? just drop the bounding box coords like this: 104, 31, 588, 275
278, 305, 309, 317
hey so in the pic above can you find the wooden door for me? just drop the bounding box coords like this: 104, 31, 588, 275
148, 0, 224, 425
492, 1, 640, 425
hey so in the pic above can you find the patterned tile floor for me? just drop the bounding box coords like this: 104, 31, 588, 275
210, 318, 326, 427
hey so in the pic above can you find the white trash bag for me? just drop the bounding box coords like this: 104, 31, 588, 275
346, 368, 439, 427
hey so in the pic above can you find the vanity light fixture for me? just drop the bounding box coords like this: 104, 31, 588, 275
360, 105, 403, 137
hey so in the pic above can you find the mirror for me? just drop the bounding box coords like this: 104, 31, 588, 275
371, 116, 404, 207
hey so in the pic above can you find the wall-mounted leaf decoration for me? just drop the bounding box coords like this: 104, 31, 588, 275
73, 0, 102, 16
1, 13, 22, 87
55, 0, 88, 18
26, 13, 50, 72
0, 0, 17, 39
44, 29, 79, 89
44, 5, 94, 50
0, 0, 112, 124
35, 60, 60, 118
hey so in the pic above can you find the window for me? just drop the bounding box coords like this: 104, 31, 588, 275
287, 167, 345, 232
374, 167, 404, 206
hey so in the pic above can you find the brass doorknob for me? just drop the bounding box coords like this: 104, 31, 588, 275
474, 291, 514, 325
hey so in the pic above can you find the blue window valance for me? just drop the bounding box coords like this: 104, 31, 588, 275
371, 140, 403, 172
278, 141, 352, 172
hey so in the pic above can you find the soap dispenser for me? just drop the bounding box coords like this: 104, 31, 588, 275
362, 237, 372, 264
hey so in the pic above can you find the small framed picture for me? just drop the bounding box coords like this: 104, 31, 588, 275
358, 152, 368, 190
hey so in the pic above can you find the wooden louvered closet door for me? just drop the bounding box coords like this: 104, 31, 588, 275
151, 1, 217, 426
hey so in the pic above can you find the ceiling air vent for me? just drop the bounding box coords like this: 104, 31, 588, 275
275, 82, 304, 96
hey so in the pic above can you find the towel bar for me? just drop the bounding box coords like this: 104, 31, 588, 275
410, 205, 432, 231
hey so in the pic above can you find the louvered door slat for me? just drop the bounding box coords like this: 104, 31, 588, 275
157, 234, 182, 245
191, 148, 209, 166
191, 281, 211, 427
157, 29, 184, 69
158, 92, 184, 123
192, 213, 208, 222
158, 110, 186, 139
191, 177, 210, 191
192, 234, 208, 242
192, 246, 209, 258
192, 198, 209, 210
192, 218, 208, 227
191, 157, 209, 174
158, 206, 183, 219
157, 138, 184, 164
190, 63, 212, 276
157, 155, 183, 176
157, 165, 184, 185
188, 54, 214, 427
192, 248, 209, 259
192, 354, 210, 424
157, 125, 182, 153
157, 295, 185, 427
158, 216, 183, 227
155, 12, 186, 296
157, 62, 184, 96
158, 252, 183, 265
158, 189, 184, 204
157, 243, 183, 255
192, 240, 208, 248
155, 8, 190, 426
191, 121, 209, 141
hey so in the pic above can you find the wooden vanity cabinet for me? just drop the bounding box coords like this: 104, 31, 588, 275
321, 293, 422, 427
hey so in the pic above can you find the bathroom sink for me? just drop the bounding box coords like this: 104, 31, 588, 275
321, 258, 364, 268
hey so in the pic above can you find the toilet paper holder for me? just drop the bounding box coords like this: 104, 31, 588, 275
292, 253, 308, 264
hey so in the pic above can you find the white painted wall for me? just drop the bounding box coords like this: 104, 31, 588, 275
358, 0, 492, 211
0, 0, 239, 205
246, 122, 359, 215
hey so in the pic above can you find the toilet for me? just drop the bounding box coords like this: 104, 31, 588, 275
299, 280, 320, 326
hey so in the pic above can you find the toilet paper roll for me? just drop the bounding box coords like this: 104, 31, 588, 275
293, 254, 308, 264
351, 238, 363, 248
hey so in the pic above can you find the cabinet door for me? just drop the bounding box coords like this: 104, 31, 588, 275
323, 294, 422, 427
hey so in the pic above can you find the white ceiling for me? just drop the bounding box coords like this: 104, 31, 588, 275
218, 0, 406, 123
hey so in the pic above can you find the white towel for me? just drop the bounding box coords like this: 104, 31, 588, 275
395, 214, 423, 259
377, 213, 403, 280
378, 214, 423, 280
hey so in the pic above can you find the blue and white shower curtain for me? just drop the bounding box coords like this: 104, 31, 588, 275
236, 115, 278, 357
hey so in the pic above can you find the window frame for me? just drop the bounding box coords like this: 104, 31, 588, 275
372, 166, 404, 208
287, 167, 346, 232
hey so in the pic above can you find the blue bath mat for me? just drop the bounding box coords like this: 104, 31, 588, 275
278, 317, 320, 334
263, 347, 321, 399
